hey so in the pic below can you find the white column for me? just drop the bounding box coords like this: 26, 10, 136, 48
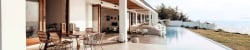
148, 12, 152, 25
119, 0, 128, 42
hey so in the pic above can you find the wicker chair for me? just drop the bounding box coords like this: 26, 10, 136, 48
82, 33, 105, 50
93, 33, 105, 50
37, 31, 54, 50
49, 32, 73, 50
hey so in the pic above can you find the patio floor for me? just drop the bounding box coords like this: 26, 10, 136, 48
27, 27, 232, 50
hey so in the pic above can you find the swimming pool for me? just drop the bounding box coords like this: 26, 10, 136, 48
166, 27, 232, 50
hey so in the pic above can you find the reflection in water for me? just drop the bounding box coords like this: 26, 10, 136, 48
165, 27, 232, 50
166, 27, 184, 44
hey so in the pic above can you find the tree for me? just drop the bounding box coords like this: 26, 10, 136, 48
155, 4, 188, 21
156, 4, 168, 19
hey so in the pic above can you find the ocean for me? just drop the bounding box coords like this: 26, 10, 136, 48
215, 21, 250, 34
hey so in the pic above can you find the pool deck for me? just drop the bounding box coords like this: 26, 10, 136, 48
27, 27, 232, 50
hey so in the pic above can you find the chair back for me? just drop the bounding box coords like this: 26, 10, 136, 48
37, 31, 48, 43
61, 23, 66, 35
85, 28, 94, 33
94, 33, 105, 42
50, 32, 60, 44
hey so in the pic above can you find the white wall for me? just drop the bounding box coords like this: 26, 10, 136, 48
70, 0, 92, 31
168, 21, 216, 30
1, 0, 26, 49
168, 21, 182, 27
183, 22, 200, 27
86, 0, 93, 28
151, 12, 159, 26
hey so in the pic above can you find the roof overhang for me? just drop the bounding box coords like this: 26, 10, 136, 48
102, 0, 143, 9
102, 0, 157, 14
130, 0, 158, 14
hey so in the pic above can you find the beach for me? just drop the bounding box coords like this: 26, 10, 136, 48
189, 28, 250, 50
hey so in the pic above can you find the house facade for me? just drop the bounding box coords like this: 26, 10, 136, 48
27, 0, 159, 42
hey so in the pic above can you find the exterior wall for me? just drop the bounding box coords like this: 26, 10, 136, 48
168, 21, 183, 27
69, 0, 159, 31
151, 12, 159, 25
167, 21, 216, 30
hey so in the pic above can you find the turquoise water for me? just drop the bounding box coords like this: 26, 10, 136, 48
216, 21, 250, 34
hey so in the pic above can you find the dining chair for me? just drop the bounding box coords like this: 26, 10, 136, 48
86, 28, 94, 33
82, 34, 95, 50
93, 33, 106, 50
38, 31, 50, 50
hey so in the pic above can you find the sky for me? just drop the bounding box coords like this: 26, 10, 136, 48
145, 0, 250, 23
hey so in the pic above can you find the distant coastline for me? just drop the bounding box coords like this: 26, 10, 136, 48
215, 21, 250, 34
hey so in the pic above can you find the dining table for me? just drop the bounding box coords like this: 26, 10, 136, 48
71, 32, 98, 50
69, 33, 81, 50
80, 32, 99, 50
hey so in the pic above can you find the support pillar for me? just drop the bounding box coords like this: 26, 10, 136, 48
119, 0, 128, 42
149, 12, 152, 25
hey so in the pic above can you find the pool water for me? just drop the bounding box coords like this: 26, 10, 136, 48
166, 27, 232, 50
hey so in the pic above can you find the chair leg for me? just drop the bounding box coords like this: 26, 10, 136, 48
100, 42, 104, 50
39, 43, 41, 49
64, 45, 66, 50
84, 45, 87, 50
71, 43, 73, 50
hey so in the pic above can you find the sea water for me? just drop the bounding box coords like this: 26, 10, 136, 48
215, 21, 250, 34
